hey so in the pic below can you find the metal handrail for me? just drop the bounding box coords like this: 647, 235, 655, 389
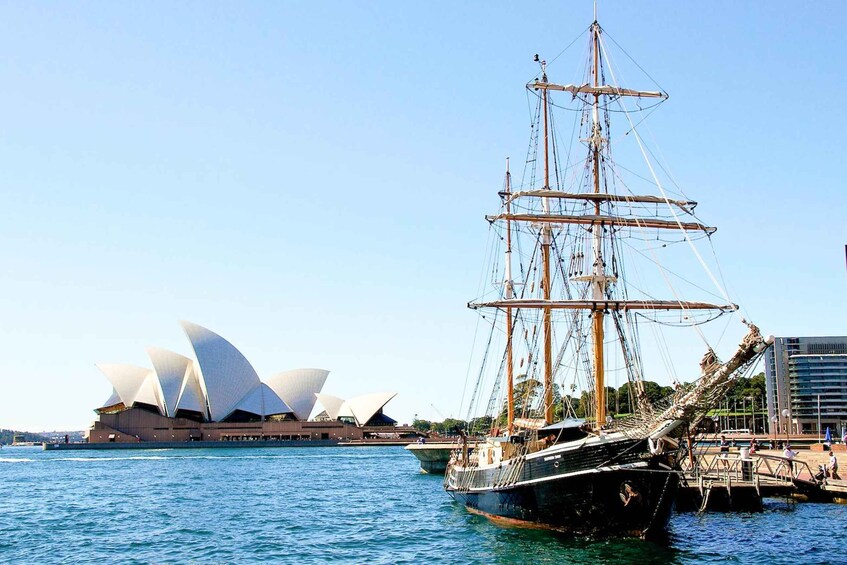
755, 453, 818, 484
681, 450, 820, 485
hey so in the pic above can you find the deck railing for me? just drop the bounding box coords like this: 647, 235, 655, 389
680, 450, 818, 485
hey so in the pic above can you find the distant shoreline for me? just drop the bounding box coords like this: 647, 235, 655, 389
42, 438, 416, 450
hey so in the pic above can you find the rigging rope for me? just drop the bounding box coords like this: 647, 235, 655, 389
597, 33, 734, 309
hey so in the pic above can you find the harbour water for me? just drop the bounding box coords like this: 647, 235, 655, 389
0, 446, 840, 564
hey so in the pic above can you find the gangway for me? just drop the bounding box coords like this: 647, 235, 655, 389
677, 450, 823, 511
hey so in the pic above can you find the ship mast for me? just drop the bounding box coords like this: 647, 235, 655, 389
540, 60, 554, 425
590, 21, 606, 429
469, 22, 743, 432
504, 158, 515, 435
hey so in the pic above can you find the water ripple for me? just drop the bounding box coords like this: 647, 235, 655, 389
0, 445, 842, 563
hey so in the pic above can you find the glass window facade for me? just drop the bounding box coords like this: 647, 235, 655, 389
765, 337, 847, 437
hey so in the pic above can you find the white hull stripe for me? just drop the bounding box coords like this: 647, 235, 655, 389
454, 460, 650, 492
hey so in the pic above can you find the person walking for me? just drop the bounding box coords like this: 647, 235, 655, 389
829, 451, 841, 480
783, 444, 797, 475
719, 435, 729, 456
719, 435, 730, 468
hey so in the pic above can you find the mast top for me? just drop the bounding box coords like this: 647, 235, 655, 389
533, 53, 547, 83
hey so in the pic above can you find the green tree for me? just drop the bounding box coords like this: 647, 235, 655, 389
468, 415, 493, 435
726, 372, 766, 403
431, 418, 468, 435
615, 382, 635, 415
495, 374, 540, 426
563, 394, 581, 418
412, 419, 432, 433
642, 381, 674, 404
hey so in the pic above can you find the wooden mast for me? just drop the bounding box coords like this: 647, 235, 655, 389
541, 61, 554, 425
590, 20, 606, 429
493, 24, 671, 431
504, 158, 515, 435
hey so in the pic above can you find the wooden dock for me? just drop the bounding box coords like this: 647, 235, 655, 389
677, 450, 842, 511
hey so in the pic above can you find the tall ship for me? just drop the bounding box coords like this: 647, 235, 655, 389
444, 15, 771, 539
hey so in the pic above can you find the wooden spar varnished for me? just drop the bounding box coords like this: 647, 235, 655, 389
485, 213, 716, 234
500, 190, 697, 212
505, 159, 514, 435
591, 21, 606, 429
468, 298, 737, 312
529, 82, 667, 99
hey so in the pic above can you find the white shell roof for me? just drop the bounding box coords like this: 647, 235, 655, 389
234, 385, 264, 416
176, 362, 206, 416
134, 372, 164, 413
101, 388, 122, 408
147, 347, 193, 417
346, 392, 397, 426
260, 384, 292, 416
234, 383, 293, 417
265, 368, 329, 421
315, 393, 347, 420
337, 400, 355, 419
95, 322, 398, 425
181, 321, 262, 422
96, 364, 151, 409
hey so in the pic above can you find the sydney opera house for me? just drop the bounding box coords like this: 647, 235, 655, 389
87, 321, 407, 444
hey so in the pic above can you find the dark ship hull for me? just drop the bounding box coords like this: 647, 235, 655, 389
445, 437, 679, 539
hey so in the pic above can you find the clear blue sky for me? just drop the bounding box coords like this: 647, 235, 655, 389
1, 2, 845, 431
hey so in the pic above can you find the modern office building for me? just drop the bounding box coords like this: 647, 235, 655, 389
88, 321, 403, 443
765, 336, 847, 437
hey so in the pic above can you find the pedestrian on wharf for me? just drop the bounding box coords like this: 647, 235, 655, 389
719, 435, 730, 467
783, 444, 797, 474
829, 451, 841, 480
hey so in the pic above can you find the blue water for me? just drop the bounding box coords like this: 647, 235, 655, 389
0, 446, 841, 564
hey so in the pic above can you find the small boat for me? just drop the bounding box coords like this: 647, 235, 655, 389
443, 13, 771, 539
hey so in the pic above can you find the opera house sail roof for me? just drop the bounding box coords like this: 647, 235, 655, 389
181, 321, 263, 422
265, 368, 329, 421
94, 321, 396, 428
145, 347, 192, 418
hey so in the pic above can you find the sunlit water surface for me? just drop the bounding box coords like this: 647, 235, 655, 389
0, 446, 840, 564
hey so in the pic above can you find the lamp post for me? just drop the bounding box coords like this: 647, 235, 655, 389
782, 408, 790, 446
734, 398, 738, 429
747, 396, 754, 434
771, 415, 778, 447
762, 393, 766, 433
